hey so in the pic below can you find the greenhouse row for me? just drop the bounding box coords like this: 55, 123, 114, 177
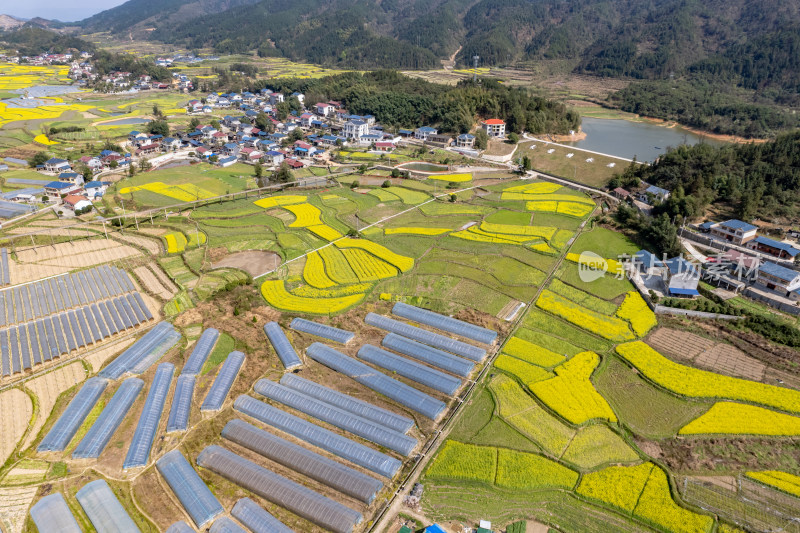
232, 497, 294, 533
181, 327, 219, 375
280, 373, 415, 433
254, 379, 417, 456
201, 350, 245, 412
358, 344, 462, 395
0, 292, 153, 378
73, 377, 144, 459
222, 418, 383, 504
307, 342, 446, 421
167, 374, 195, 432
234, 394, 402, 478
392, 301, 497, 344
38, 376, 108, 452
99, 321, 180, 379
76, 480, 140, 533
124, 362, 175, 469
365, 312, 486, 361
263, 321, 302, 370
381, 332, 475, 377
157, 450, 224, 528
197, 445, 362, 533
290, 317, 354, 344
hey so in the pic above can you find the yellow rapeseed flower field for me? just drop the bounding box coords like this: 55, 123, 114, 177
616, 291, 658, 337
536, 290, 635, 341
503, 181, 563, 194
253, 194, 307, 209
746, 471, 800, 498
260, 279, 364, 314
530, 351, 618, 424
679, 402, 800, 436
616, 341, 800, 414
384, 227, 451, 236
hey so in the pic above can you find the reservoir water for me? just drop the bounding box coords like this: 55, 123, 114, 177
565, 117, 725, 162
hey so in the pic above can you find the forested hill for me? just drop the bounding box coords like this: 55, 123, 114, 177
78, 0, 800, 72
614, 131, 800, 221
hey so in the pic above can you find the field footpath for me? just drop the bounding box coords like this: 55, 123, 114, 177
370, 204, 598, 532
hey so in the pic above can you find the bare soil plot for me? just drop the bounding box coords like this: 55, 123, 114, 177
85, 337, 136, 373
134, 265, 175, 300
0, 485, 39, 533
211, 250, 281, 277
0, 389, 32, 466
149, 264, 177, 294
695, 344, 766, 381
10, 239, 142, 283
113, 233, 163, 255
649, 327, 767, 382
22, 362, 86, 450
647, 328, 715, 361
484, 139, 517, 157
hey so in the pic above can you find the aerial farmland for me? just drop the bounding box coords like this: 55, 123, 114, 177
1, 58, 800, 533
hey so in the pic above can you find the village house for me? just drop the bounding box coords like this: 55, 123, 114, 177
612, 187, 631, 201
482, 119, 506, 138
217, 156, 237, 168
63, 194, 93, 212
44, 158, 71, 173
427, 133, 453, 147
755, 261, 800, 299
45, 181, 81, 198
374, 141, 395, 152
662, 257, 700, 297
746, 236, 800, 260
415, 126, 437, 141
456, 134, 475, 149
709, 219, 758, 245
264, 150, 285, 166
83, 181, 109, 199
639, 184, 671, 203
58, 172, 84, 186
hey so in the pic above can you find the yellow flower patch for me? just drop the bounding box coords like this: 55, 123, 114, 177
33, 134, 58, 145
425, 441, 497, 484
530, 351, 618, 424
334, 239, 414, 272
307, 224, 343, 241
503, 181, 562, 194
616, 341, 800, 414
341, 248, 399, 282
502, 192, 595, 205
120, 182, 216, 202
635, 466, 715, 533
480, 222, 557, 240
578, 462, 654, 514
616, 291, 658, 337
260, 279, 364, 314
427, 173, 472, 182
318, 246, 360, 285
536, 290, 635, 341
562, 425, 640, 469
302, 251, 337, 289
502, 337, 564, 368
284, 202, 323, 227
556, 202, 595, 218
526, 200, 559, 212
496, 448, 578, 490
292, 282, 374, 298
746, 471, 800, 498
494, 354, 554, 387
679, 402, 800, 436
253, 194, 307, 209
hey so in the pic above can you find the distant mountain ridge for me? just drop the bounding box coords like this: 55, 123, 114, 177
0, 14, 25, 30
71, 0, 800, 79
